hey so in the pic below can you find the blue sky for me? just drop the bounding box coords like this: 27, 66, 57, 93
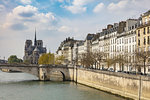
0, 0, 150, 59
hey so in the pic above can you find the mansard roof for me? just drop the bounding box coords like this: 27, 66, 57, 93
86, 34, 95, 40
142, 10, 150, 17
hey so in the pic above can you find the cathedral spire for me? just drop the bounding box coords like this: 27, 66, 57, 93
34, 28, 37, 46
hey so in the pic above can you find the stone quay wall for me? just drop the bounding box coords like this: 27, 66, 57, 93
73, 68, 150, 100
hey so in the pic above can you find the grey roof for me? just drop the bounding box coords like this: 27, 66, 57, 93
77, 41, 84, 46
86, 34, 95, 40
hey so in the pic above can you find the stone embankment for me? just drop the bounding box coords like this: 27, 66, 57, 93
73, 67, 150, 100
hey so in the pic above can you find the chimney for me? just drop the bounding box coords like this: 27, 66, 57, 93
107, 24, 113, 29
102, 29, 107, 32
114, 23, 118, 27
117, 21, 126, 33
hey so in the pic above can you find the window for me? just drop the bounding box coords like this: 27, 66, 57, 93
132, 45, 134, 52
138, 39, 140, 46
144, 37, 146, 45
135, 36, 136, 42
144, 28, 146, 35
120, 39, 121, 44
138, 30, 140, 36
129, 38, 131, 43
148, 27, 150, 33
130, 45, 131, 52
148, 36, 150, 44
120, 46, 121, 51
132, 37, 134, 42
135, 24, 137, 28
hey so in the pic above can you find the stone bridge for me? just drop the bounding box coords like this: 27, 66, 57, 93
0, 64, 75, 81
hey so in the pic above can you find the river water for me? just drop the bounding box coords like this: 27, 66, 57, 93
0, 71, 126, 100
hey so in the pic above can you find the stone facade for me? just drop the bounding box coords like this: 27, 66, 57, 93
23, 30, 46, 64
56, 34, 95, 65
74, 68, 150, 100
136, 10, 150, 73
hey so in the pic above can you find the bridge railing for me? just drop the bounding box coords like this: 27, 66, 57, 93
0, 63, 38, 67
0, 63, 75, 68
39, 64, 68, 68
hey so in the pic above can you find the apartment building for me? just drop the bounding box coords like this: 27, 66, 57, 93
137, 10, 150, 51
56, 10, 150, 74
56, 37, 75, 64
136, 10, 150, 73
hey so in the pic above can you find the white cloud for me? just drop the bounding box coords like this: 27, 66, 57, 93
65, 5, 86, 14
108, 0, 128, 11
106, 0, 150, 17
73, 0, 95, 6
2, 5, 57, 30
58, 25, 72, 33
65, 0, 95, 14
20, 0, 32, 4
93, 3, 104, 13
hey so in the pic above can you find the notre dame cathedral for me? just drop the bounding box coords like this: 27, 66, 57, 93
23, 29, 47, 64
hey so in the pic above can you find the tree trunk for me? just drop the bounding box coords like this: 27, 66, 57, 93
144, 59, 146, 74
114, 63, 116, 72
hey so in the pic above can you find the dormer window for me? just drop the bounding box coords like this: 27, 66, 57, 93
145, 18, 148, 24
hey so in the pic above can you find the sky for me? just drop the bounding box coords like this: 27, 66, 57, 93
0, 0, 150, 60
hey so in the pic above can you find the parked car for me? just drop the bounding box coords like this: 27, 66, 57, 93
108, 68, 114, 72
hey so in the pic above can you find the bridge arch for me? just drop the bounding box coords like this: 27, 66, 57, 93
48, 70, 65, 81
40, 67, 73, 81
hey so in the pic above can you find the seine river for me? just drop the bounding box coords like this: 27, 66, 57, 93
0, 71, 126, 100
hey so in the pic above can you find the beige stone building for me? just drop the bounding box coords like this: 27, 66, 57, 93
137, 10, 150, 51
136, 10, 150, 73
56, 10, 150, 74
56, 37, 75, 64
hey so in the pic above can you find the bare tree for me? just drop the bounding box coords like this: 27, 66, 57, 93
78, 51, 105, 69
79, 52, 94, 68
114, 55, 127, 71
91, 51, 104, 69
105, 58, 114, 69
135, 50, 150, 74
